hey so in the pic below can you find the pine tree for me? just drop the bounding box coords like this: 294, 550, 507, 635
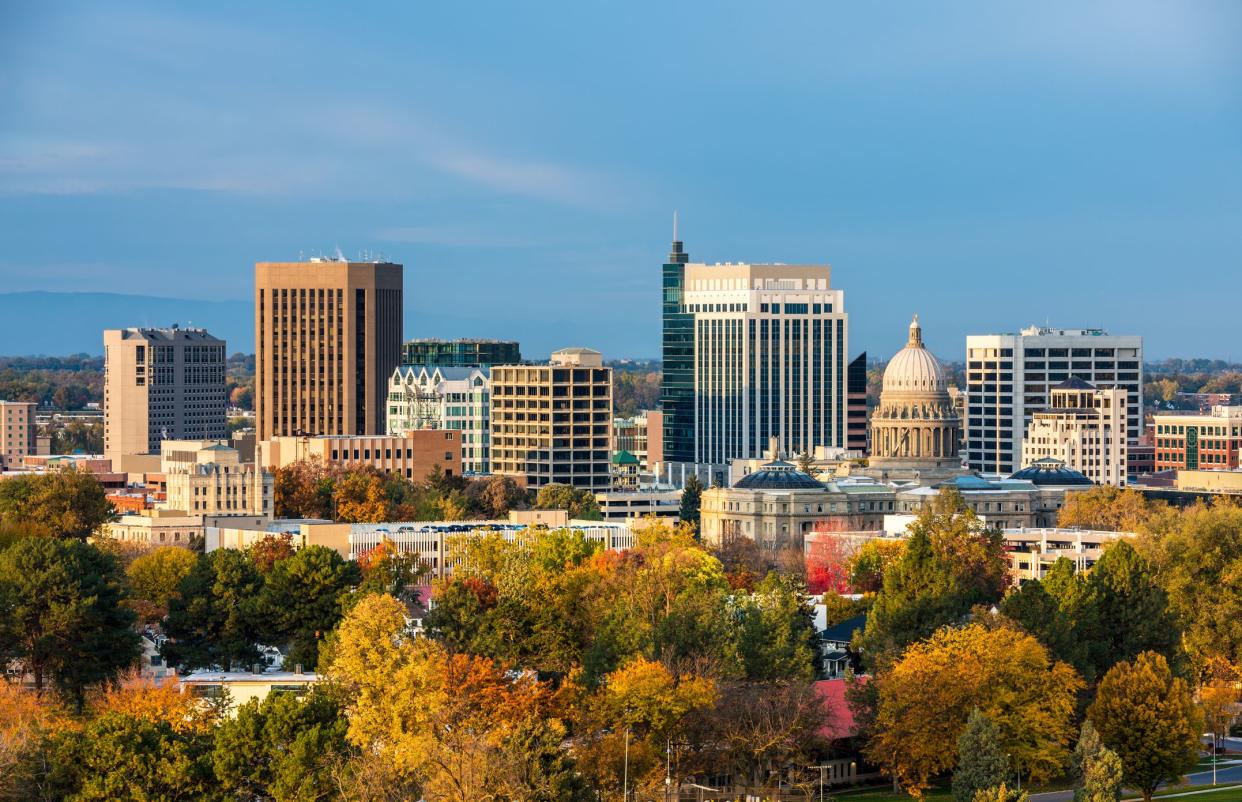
953, 708, 1012, 802
679, 475, 703, 529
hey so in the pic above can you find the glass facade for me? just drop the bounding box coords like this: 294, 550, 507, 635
401, 339, 521, 368
660, 240, 695, 464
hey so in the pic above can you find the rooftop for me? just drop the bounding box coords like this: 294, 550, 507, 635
733, 460, 826, 491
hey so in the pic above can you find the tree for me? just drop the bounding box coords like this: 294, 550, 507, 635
535, 483, 602, 520
0, 682, 72, 800
1138, 502, 1242, 667
334, 469, 393, 523
249, 533, 296, 574
0, 538, 139, 709
848, 537, 905, 594
866, 623, 1082, 797
1000, 578, 1088, 678
91, 672, 219, 734
256, 545, 361, 669
806, 535, 853, 594
125, 546, 199, 623
214, 687, 351, 802
0, 466, 115, 539
679, 475, 703, 529
42, 712, 219, 802
1072, 721, 1122, 802
972, 784, 1029, 802
953, 709, 1012, 802
273, 461, 335, 519
162, 549, 264, 671
1057, 486, 1159, 532
1087, 540, 1182, 677
477, 474, 525, 518
862, 490, 1008, 662
736, 572, 819, 681
357, 538, 428, 604
1089, 652, 1201, 802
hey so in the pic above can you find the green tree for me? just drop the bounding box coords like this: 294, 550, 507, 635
0, 466, 115, 539
43, 712, 219, 802
213, 687, 351, 801
0, 538, 139, 709
1000, 578, 1089, 678
256, 545, 361, 669
534, 483, 602, 520
1087, 540, 1181, 677
953, 708, 1012, 802
125, 545, 199, 622
736, 572, 819, 681
1089, 652, 1201, 802
1073, 720, 1122, 802
679, 475, 703, 528
478, 474, 526, 518
162, 549, 264, 671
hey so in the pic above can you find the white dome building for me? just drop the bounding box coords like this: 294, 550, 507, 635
869, 315, 962, 475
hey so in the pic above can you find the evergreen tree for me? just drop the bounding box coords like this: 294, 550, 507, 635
1073, 722, 1123, 802
0, 538, 139, 710
1000, 579, 1088, 677
255, 544, 361, 669
1088, 541, 1182, 677
162, 549, 264, 671
953, 708, 1012, 802
680, 474, 704, 529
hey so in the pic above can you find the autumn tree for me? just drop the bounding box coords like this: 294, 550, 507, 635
0, 537, 140, 709
90, 672, 219, 735
1072, 721, 1122, 802
0, 466, 115, 539
711, 531, 767, 590
1199, 658, 1241, 753
1089, 651, 1200, 802
473, 474, 526, 518
1138, 501, 1242, 667
1057, 486, 1159, 532
866, 623, 1083, 798
162, 549, 264, 671
125, 545, 199, 623
848, 537, 905, 594
0, 682, 72, 800
255, 544, 361, 669
357, 537, 428, 604
861, 489, 1008, 661
805, 534, 853, 594
272, 460, 335, 519
248, 533, 296, 574
953, 709, 1012, 802
535, 483, 602, 520
334, 469, 394, 523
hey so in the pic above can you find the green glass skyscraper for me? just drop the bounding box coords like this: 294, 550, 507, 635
660, 228, 694, 464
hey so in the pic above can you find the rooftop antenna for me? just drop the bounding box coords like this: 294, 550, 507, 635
673, 209, 678, 242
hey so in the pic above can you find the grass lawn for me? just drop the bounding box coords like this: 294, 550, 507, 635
1141, 785, 1242, 802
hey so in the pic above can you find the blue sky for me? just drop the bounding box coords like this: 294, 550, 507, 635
1, 1, 1239, 359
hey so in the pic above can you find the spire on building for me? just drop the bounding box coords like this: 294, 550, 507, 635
907, 314, 924, 348
668, 210, 689, 264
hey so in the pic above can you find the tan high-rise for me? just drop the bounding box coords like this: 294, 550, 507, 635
104, 327, 228, 464
255, 259, 403, 440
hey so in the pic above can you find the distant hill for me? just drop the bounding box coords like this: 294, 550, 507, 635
0, 292, 253, 355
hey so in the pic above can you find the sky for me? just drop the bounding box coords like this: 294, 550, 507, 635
1, 1, 1240, 360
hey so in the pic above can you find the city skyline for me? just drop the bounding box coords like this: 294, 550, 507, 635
2, 2, 1240, 359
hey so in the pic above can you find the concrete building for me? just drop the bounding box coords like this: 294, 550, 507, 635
386, 366, 491, 474
401, 338, 520, 368
103, 327, 227, 463
102, 510, 206, 547
258, 430, 462, 482
254, 259, 403, 441
207, 517, 635, 580
0, 401, 36, 468
594, 488, 682, 521
161, 440, 272, 517
965, 327, 1142, 474
660, 246, 855, 477
1152, 406, 1242, 471
1003, 527, 1131, 583
490, 348, 613, 490
180, 670, 318, 714
869, 316, 961, 481
1022, 378, 1128, 486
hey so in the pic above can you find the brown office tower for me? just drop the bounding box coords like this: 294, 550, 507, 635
255, 259, 403, 440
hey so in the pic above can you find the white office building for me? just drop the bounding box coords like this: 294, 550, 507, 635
387, 366, 490, 474
682, 262, 850, 468
1022, 379, 1129, 487
965, 327, 1142, 475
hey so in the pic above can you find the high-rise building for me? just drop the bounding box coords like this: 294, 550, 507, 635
0, 401, 37, 467
965, 327, 1142, 474
103, 327, 227, 463
661, 251, 850, 468
490, 348, 613, 490
1021, 378, 1129, 486
255, 259, 403, 441
401, 338, 520, 368
386, 366, 492, 474
1152, 406, 1242, 472
847, 353, 868, 452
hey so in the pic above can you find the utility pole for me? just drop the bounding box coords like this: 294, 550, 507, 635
623, 727, 630, 802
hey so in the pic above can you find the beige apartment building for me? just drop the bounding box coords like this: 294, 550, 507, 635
0, 401, 37, 468
161, 440, 272, 517
255, 259, 403, 441
103, 327, 228, 464
490, 348, 613, 490
258, 429, 462, 482
1022, 378, 1128, 486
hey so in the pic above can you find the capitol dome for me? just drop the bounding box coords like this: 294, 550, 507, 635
882, 316, 947, 393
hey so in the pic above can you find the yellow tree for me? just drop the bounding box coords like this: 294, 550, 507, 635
334, 471, 393, 523
866, 623, 1083, 798
1056, 486, 1160, 532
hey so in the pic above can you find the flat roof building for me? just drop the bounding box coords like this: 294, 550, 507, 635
401, 338, 520, 368
0, 401, 36, 469
255, 259, 403, 440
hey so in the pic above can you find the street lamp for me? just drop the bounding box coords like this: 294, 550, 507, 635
622, 727, 630, 802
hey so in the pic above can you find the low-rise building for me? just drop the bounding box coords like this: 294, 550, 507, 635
612, 411, 662, 474
594, 488, 682, 521
386, 366, 491, 474
1003, 526, 1131, 583
103, 510, 205, 548
1152, 406, 1242, 471
1021, 378, 1128, 486
180, 670, 318, 714
258, 430, 463, 481
161, 440, 272, 517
